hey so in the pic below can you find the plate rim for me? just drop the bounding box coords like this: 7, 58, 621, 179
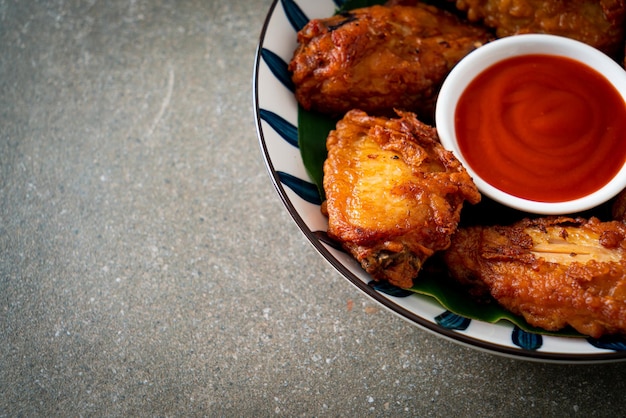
252, 0, 626, 364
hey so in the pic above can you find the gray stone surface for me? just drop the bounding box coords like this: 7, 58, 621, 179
1, 0, 625, 416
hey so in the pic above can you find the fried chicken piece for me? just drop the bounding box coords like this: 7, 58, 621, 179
454, 0, 626, 58
444, 217, 626, 337
289, 4, 492, 119
323, 109, 481, 288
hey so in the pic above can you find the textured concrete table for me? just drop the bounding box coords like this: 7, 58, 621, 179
1, 1, 625, 416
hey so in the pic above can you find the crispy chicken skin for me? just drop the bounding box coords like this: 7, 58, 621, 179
454, 0, 626, 58
444, 217, 626, 337
288, 4, 492, 119
323, 109, 480, 288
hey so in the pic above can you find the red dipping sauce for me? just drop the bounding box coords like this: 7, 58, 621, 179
455, 54, 626, 203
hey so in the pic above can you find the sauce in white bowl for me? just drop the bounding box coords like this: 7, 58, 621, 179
436, 34, 626, 215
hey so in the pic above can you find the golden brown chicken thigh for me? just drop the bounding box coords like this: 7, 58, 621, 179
323, 109, 480, 288
289, 4, 492, 119
454, 0, 626, 58
444, 217, 626, 337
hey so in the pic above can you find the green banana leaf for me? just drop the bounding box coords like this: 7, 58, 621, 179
297, 107, 338, 201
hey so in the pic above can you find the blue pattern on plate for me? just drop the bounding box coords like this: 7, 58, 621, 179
281, 0, 309, 31
277, 171, 322, 205
435, 311, 471, 331
313, 230, 343, 250
260, 48, 295, 92
368, 280, 414, 298
259, 109, 299, 148
587, 336, 626, 351
511, 326, 543, 351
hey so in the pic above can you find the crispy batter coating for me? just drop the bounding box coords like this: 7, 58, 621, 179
289, 4, 492, 119
444, 217, 626, 337
323, 109, 480, 288
454, 0, 626, 58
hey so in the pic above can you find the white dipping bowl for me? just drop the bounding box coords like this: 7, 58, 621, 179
436, 34, 626, 215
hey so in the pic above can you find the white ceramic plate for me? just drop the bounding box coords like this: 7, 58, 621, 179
253, 0, 626, 363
